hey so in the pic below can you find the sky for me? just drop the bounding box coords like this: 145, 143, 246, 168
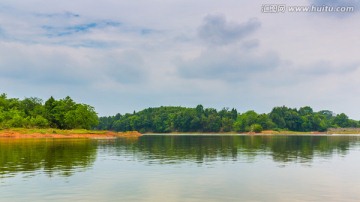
1, 0, 360, 119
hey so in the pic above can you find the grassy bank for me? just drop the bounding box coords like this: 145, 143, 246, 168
0, 128, 142, 138
145, 130, 323, 135
251, 129, 360, 135
247, 129, 360, 135
326, 128, 360, 134
2, 128, 360, 138
146, 129, 360, 135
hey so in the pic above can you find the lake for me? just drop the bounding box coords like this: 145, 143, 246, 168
1, 135, 360, 202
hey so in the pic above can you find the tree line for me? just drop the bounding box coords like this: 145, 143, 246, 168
0, 93, 98, 129
2, 93, 359, 133
96, 105, 360, 133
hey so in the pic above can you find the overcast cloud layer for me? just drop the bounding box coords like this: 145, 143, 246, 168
1, 0, 360, 119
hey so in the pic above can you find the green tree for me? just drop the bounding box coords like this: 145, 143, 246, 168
256, 114, 275, 130
250, 124, 263, 133
6, 109, 26, 128
65, 104, 98, 129
233, 111, 258, 132
221, 117, 234, 132
45, 96, 58, 128
21, 97, 44, 117
28, 115, 49, 128
269, 107, 287, 129
299, 106, 313, 116
333, 113, 351, 128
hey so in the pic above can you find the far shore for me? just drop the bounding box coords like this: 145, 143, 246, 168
2, 128, 360, 139
144, 129, 360, 136
0, 128, 142, 139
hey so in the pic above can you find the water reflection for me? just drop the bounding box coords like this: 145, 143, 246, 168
101, 135, 360, 164
1, 135, 360, 178
0, 139, 97, 178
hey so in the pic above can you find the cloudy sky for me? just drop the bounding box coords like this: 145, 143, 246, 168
1, 0, 360, 118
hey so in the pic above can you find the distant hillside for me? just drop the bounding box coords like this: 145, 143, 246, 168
96, 105, 360, 133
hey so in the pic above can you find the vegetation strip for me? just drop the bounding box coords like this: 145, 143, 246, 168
0, 129, 142, 139
1, 93, 360, 134
97, 105, 360, 133
0, 93, 98, 130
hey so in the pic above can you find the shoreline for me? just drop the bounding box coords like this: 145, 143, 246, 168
144, 130, 360, 136
2, 128, 360, 139
0, 129, 142, 139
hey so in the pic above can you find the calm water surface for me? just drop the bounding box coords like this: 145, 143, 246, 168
1, 135, 360, 202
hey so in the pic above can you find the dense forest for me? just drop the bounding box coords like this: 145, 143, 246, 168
1, 93, 359, 133
96, 105, 360, 133
0, 93, 98, 129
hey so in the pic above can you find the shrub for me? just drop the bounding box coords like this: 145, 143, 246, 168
250, 124, 263, 133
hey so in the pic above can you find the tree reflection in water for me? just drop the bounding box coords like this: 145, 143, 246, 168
0, 139, 97, 178
101, 135, 360, 164
1, 135, 360, 178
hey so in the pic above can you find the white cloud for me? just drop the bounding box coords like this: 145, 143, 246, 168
177, 49, 280, 82
198, 15, 261, 46
311, 0, 360, 8
0, 1, 360, 119
0, 42, 147, 86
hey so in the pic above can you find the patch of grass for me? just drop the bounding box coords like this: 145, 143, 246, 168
0, 128, 107, 135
